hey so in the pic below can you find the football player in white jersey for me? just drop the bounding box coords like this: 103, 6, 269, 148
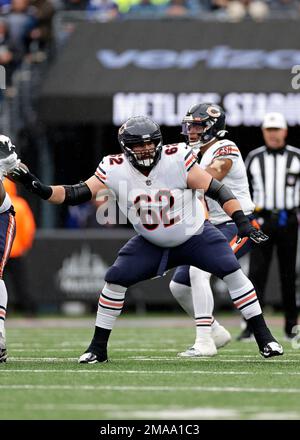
13, 116, 283, 362
0, 136, 19, 362
170, 103, 259, 356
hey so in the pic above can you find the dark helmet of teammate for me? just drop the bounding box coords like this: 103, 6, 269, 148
118, 116, 163, 169
182, 103, 227, 148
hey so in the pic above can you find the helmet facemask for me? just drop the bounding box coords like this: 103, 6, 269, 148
181, 119, 216, 149
123, 138, 162, 169
182, 103, 227, 149
118, 116, 163, 170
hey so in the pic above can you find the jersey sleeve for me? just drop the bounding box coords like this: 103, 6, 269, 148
211, 141, 241, 163
184, 147, 198, 172
161, 143, 198, 187
169, 142, 198, 171
175, 143, 198, 189
174, 143, 198, 187
94, 155, 110, 185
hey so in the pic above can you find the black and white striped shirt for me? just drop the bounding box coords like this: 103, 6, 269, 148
245, 145, 300, 211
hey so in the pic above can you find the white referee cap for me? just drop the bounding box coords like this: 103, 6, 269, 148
262, 112, 287, 129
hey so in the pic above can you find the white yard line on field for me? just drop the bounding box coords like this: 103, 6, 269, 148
1, 369, 300, 375
0, 384, 300, 393
125, 356, 298, 362
9, 348, 300, 355
4, 356, 298, 363
24, 405, 239, 419
105, 408, 299, 420
18, 404, 300, 420
12, 403, 300, 420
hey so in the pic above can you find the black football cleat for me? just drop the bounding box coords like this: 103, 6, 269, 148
260, 341, 284, 359
78, 350, 108, 364
0, 348, 7, 363
0, 333, 7, 363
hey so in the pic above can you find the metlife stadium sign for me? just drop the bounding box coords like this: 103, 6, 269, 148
39, 20, 300, 125
113, 92, 300, 127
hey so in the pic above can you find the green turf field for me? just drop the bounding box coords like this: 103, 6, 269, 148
0, 315, 299, 420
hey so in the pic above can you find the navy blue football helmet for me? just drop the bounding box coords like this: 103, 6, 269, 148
118, 116, 163, 169
182, 103, 227, 148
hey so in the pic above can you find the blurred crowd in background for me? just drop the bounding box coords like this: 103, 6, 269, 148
0, 0, 300, 89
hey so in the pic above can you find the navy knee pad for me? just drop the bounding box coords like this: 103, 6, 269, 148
105, 265, 133, 288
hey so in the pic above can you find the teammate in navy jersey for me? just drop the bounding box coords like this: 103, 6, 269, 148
14, 116, 283, 362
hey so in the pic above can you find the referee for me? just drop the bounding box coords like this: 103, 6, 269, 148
239, 112, 299, 340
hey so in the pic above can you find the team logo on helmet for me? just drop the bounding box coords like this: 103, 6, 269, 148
206, 106, 221, 118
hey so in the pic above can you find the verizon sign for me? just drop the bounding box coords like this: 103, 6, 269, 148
113, 92, 300, 126
39, 21, 300, 123
97, 48, 300, 70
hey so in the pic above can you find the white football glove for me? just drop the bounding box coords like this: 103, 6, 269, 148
0, 135, 20, 178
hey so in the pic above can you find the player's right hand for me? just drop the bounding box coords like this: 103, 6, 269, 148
10, 166, 53, 200
9, 164, 35, 188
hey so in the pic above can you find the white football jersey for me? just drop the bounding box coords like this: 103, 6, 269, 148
0, 193, 12, 214
95, 143, 205, 247
199, 139, 255, 225
0, 176, 12, 214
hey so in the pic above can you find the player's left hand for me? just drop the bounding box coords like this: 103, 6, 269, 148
248, 227, 268, 244
233, 210, 269, 244
237, 223, 268, 244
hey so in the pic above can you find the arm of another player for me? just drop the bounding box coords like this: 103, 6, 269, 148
187, 164, 268, 243
205, 158, 232, 181
9, 165, 108, 205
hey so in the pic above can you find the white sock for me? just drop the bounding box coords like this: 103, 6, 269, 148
223, 269, 262, 320
189, 266, 214, 340
190, 266, 214, 317
0, 280, 8, 336
169, 280, 194, 317
95, 283, 126, 330
211, 318, 220, 330
195, 319, 213, 341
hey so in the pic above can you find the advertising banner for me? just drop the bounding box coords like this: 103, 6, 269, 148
39, 20, 300, 124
